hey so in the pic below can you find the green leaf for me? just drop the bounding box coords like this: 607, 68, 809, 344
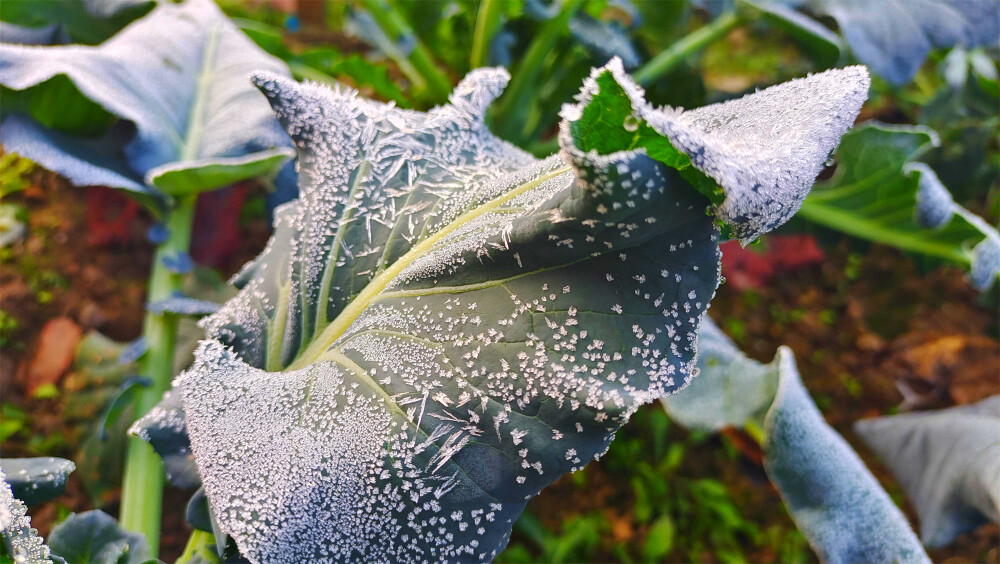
799, 122, 999, 290
0, 473, 52, 563
0, 0, 294, 204
47, 510, 151, 564
133, 60, 866, 561
0, 457, 75, 506
664, 318, 930, 563
855, 396, 1000, 548
744, 1, 843, 67
643, 514, 676, 560
0, 0, 154, 45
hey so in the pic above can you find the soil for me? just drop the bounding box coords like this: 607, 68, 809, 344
1, 171, 998, 562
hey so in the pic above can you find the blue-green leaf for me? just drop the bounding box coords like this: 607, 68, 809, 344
0, 0, 294, 201
0, 457, 75, 507
660, 316, 776, 431
47, 510, 151, 564
855, 396, 1000, 547
133, 59, 865, 562
764, 348, 929, 564
665, 318, 930, 563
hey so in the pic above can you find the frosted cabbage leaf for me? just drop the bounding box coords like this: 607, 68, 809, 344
0, 470, 52, 564
855, 396, 1000, 547
665, 317, 930, 563
135, 60, 867, 562
0, 457, 75, 507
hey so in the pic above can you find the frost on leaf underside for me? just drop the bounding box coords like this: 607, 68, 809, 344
172, 63, 725, 563
562, 59, 869, 244
1, 470, 52, 564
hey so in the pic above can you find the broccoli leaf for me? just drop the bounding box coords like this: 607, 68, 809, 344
664, 318, 931, 564
0, 0, 294, 204
0, 457, 75, 507
0, 471, 52, 564
132, 60, 866, 562
798, 122, 1000, 290
47, 510, 152, 564
746, 0, 999, 86
855, 396, 1000, 547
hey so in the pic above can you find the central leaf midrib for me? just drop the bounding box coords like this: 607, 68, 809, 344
179, 23, 220, 162
285, 164, 572, 371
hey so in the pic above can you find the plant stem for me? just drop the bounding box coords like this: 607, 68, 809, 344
119, 195, 198, 556
633, 10, 742, 86
471, 0, 503, 69
176, 530, 218, 564
359, 0, 452, 101
492, 0, 584, 144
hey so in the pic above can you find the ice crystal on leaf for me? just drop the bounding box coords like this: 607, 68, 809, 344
134, 59, 868, 563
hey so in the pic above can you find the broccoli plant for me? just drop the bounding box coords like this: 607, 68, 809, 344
123, 58, 872, 562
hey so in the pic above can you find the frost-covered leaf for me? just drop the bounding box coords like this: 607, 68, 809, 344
660, 316, 776, 431
664, 317, 930, 563
128, 390, 199, 490
855, 396, 1000, 547
168, 63, 719, 563
0, 0, 294, 204
799, 122, 1000, 290
146, 294, 222, 317
141, 59, 864, 562
47, 510, 151, 564
564, 59, 868, 243
764, 348, 929, 564
0, 457, 75, 507
0, 471, 52, 563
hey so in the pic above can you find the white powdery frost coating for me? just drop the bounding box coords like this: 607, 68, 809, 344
177, 66, 720, 563
0, 471, 52, 564
560, 58, 870, 244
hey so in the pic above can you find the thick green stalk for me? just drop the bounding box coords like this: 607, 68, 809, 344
633, 10, 742, 86
359, 0, 452, 101
492, 0, 584, 144
471, 0, 503, 69
119, 195, 198, 556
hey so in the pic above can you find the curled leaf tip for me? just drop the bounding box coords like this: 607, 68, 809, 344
559, 60, 870, 244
